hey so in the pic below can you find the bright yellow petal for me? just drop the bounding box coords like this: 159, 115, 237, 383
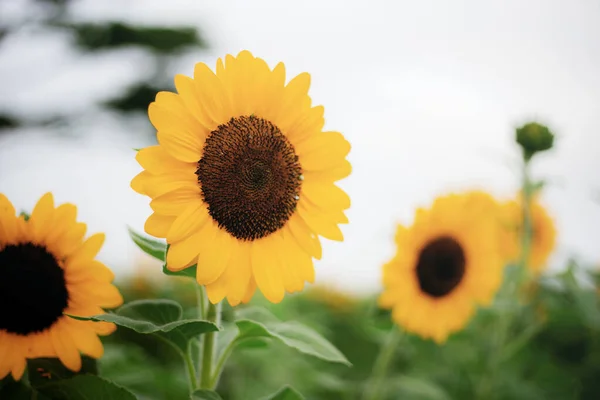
29, 192, 55, 242
301, 181, 350, 210
167, 202, 210, 244
166, 231, 203, 271
144, 213, 176, 238
299, 131, 351, 171
297, 201, 344, 241
251, 235, 285, 303
65, 319, 104, 359
50, 320, 82, 372
286, 212, 322, 259
68, 233, 105, 265
150, 186, 201, 216
196, 223, 233, 285
136, 145, 196, 174
303, 160, 352, 182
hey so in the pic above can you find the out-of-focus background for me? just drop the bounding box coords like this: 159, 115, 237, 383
1, 0, 599, 294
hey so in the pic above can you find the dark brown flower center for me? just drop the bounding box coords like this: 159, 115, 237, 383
0, 243, 69, 335
416, 236, 466, 298
196, 115, 302, 241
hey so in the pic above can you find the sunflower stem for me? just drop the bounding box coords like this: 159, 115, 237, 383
184, 350, 198, 393
200, 301, 220, 389
519, 158, 534, 276
362, 326, 402, 400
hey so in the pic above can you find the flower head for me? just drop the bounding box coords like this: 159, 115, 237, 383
0, 193, 122, 380
132, 51, 351, 305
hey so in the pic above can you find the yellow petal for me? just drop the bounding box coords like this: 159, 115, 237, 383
29, 192, 55, 242
150, 187, 201, 216
196, 223, 233, 285
224, 241, 252, 306
68, 233, 105, 265
50, 321, 82, 372
144, 213, 176, 238
65, 319, 104, 359
149, 92, 207, 139
0, 193, 15, 213
297, 202, 344, 241
251, 235, 285, 303
301, 181, 350, 210
303, 160, 352, 183
241, 278, 257, 304
167, 202, 210, 244
277, 231, 304, 293
143, 173, 198, 200
136, 145, 195, 174
193, 62, 231, 126
0, 207, 18, 244
298, 131, 351, 171
174, 74, 213, 129
286, 105, 324, 144
66, 260, 115, 283
165, 231, 203, 271
157, 130, 203, 163
286, 212, 322, 259
131, 171, 151, 194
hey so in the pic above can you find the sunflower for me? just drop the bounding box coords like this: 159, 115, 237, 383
131, 51, 351, 306
379, 192, 504, 343
500, 197, 556, 273
0, 193, 122, 380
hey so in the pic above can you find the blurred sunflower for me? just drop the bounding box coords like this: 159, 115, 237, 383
379, 192, 504, 343
500, 198, 556, 273
132, 50, 351, 306
0, 193, 122, 380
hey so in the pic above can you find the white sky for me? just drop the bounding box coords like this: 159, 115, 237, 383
1, 0, 599, 294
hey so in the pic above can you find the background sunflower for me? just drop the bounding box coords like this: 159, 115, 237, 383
0, 193, 122, 380
500, 198, 557, 273
379, 192, 504, 343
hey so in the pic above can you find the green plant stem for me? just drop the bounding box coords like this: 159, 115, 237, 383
210, 337, 238, 388
362, 327, 402, 400
476, 158, 535, 398
183, 351, 198, 393
195, 283, 207, 320
200, 301, 220, 389
519, 159, 534, 274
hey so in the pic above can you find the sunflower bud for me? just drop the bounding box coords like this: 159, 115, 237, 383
515, 122, 555, 161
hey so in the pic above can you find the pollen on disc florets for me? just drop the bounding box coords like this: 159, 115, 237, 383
196, 115, 303, 241
415, 236, 466, 298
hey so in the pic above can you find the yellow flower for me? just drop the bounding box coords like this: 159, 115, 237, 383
379, 192, 504, 344
132, 51, 351, 306
0, 193, 123, 380
500, 198, 557, 273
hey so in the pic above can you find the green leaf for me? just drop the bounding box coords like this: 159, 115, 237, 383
190, 389, 223, 400
36, 375, 137, 400
68, 299, 218, 353
262, 385, 305, 400
127, 227, 166, 261
234, 313, 351, 366
28, 357, 97, 388
162, 245, 197, 278
389, 376, 451, 400
19, 211, 30, 221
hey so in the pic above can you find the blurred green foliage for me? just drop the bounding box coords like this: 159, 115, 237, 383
0, 0, 207, 134
81, 260, 600, 400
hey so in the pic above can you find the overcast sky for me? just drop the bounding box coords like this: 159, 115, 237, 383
1, 0, 599, 294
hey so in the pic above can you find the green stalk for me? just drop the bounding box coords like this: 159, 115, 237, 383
200, 301, 220, 389
519, 159, 534, 275
362, 327, 402, 400
183, 351, 198, 393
